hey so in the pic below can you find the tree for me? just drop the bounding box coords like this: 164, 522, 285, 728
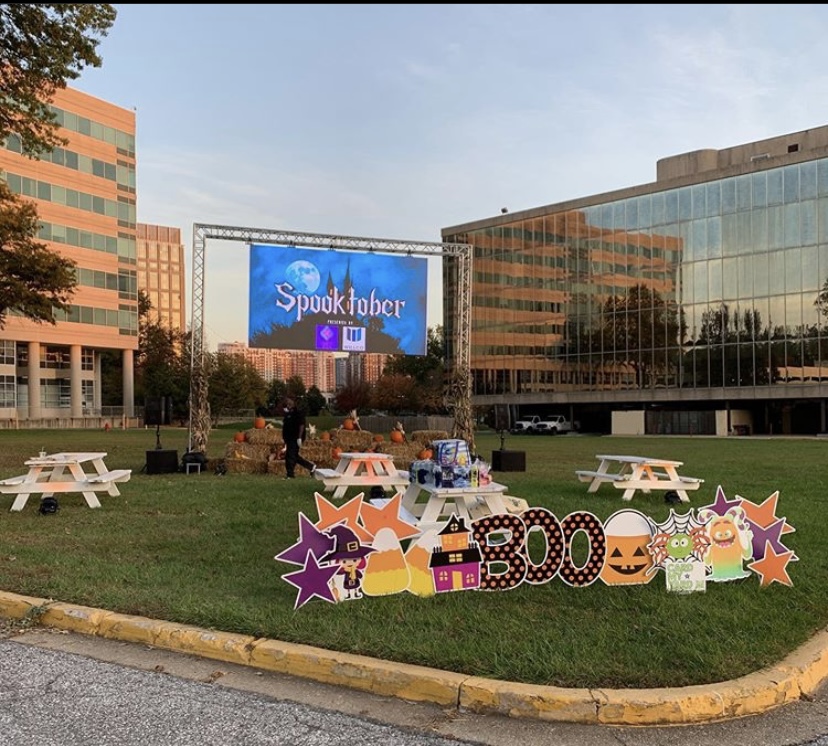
206, 353, 267, 426
134, 291, 191, 423
0, 4, 117, 156
382, 326, 447, 413
0, 178, 77, 327
334, 381, 373, 414
305, 385, 327, 416
371, 373, 420, 414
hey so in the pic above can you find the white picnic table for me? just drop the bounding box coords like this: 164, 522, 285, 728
0, 452, 131, 511
401, 480, 529, 529
313, 452, 410, 499
575, 454, 703, 503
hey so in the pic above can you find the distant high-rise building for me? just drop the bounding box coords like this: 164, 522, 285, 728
216, 342, 337, 393
136, 223, 186, 332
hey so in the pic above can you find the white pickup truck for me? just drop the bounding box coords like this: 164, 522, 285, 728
534, 415, 574, 435
510, 415, 543, 434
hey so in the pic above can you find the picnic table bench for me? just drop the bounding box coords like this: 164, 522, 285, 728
576, 454, 703, 503
0, 452, 131, 511
313, 452, 410, 499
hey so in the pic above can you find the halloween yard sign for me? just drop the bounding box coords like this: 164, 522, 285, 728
275, 486, 796, 609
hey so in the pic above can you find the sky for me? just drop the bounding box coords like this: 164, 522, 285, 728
73, 3, 828, 350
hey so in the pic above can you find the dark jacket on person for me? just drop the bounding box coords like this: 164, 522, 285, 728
282, 406, 306, 442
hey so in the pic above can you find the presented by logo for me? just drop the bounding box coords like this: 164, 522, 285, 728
342, 326, 366, 351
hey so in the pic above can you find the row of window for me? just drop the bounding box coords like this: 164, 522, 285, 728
37, 221, 136, 262
48, 104, 135, 156
1, 343, 95, 370
584, 158, 828, 229
4, 172, 136, 228
0, 376, 95, 409
49, 304, 138, 334
3, 134, 135, 190
76, 267, 138, 301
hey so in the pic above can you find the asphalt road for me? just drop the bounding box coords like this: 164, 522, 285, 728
2, 629, 828, 746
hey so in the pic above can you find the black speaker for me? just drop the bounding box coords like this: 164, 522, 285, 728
145, 396, 172, 426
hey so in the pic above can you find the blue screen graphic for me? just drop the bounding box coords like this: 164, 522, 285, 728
248, 245, 428, 355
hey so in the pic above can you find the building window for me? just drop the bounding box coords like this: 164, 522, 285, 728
82, 349, 94, 371
0, 340, 14, 366
0, 375, 15, 407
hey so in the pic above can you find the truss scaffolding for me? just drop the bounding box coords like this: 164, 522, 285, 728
188, 224, 472, 452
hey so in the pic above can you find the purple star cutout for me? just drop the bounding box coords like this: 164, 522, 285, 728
282, 550, 339, 609
700, 485, 742, 516
274, 512, 334, 566
748, 517, 795, 562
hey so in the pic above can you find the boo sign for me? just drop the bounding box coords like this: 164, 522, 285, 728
248, 244, 428, 355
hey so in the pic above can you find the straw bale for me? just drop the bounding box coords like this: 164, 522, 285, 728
245, 428, 283, 445
223, 442, 272, 462
380, 442, 422, 469
266, 459, 287, 476
225, 457, 268, 474
330, 429, 375, 450
302, 441, 337, 468
410, 430, 449, 445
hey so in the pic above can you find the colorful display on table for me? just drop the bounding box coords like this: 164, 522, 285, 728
275, 484, 797, 608
248, 244, 428, 355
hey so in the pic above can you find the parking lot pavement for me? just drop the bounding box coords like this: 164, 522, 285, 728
4, 629, 828, 746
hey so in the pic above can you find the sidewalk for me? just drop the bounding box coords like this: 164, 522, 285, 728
1, 589, 827, 728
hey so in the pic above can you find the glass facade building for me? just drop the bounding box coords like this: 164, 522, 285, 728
442, 127, 828, 435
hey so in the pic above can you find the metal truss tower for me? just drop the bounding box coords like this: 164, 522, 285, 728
188, 224, 472, 453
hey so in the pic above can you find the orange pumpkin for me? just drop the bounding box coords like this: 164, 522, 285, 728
343, 418, 355, 431
373, 434, 384, 443
418, 447, 433, 460
390, 429, 404, 444
320, 431, 331, 442
254, 416, 266, 429
234, 431, 246, 443
331, 446, 343, 460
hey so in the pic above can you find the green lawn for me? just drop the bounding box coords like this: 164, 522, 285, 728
0, 425, 824, 689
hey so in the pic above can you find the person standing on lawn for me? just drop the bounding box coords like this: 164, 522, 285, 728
281, 397, 316, 479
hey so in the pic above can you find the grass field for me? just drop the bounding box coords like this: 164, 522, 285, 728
0, 424, 825, 689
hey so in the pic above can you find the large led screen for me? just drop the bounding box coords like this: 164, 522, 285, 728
248, 244, 428, 355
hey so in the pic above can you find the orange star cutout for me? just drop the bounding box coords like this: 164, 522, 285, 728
739, 491, 795, 535
313, 493, 374, 543
747, 543, 797, 587
359, 492, 420, 541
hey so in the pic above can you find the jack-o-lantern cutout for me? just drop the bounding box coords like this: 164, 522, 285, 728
600, 509, 656, 586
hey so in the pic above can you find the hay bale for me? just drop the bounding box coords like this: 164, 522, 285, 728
381, 442, 421, 469
245, 428, 283, 445
225, 457, 268, 474
411, 430, 449, 445
266, 459, 287, 476
302, 441, 338, 468
223, 442, 272, 462
331, 429, 375, 450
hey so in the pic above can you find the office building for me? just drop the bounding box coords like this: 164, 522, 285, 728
442, 126, 828, 435
136, 223, 186, 332
0, 87, 138, 426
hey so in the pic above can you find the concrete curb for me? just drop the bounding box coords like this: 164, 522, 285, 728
1, 589, 827, 726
